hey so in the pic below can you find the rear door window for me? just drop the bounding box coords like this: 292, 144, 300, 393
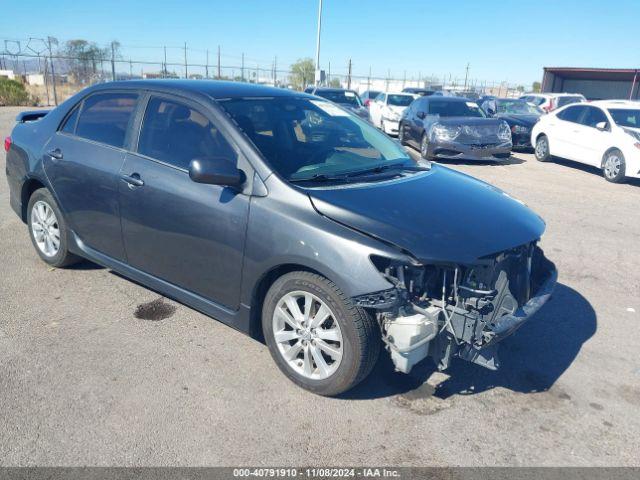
137, 96, 235, 170
60, 105, 80, 134
75, 92, 138, 148
580, 107, 608, 128
557, 105, 586, 123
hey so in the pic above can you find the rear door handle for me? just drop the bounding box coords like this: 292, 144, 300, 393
47, 148, 63, 160
121, 173, 144, 187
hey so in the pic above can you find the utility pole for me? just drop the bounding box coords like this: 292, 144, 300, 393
241, 52, 245, 81
163, 46, 167, 77
368, 66, 371, 89
110, 42, 116, 81
273, 56, 277, 85
47, 36, 58, 106
205, 50, 209, 78
403, 70, 406, 89
184, 42, 188, 78
217, 45, 221, 79
463, 62, 470, 90
314, 0, 323, 86
347, 59, 352, 90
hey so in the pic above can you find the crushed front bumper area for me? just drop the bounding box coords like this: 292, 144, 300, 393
428, 140, 512, 161
355, 244, 557, 373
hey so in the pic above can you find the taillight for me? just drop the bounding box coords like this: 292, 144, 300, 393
364, 99, 371, 107
4, 136, 11, 153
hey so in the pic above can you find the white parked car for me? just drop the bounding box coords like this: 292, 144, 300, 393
520, 93, 586, 113
531, 100, 640, 183
369, 92, 416, 135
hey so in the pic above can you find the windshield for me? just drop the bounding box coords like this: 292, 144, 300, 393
608, 109, 640, 128
365, 91, 381, 99
428, 100, 485, 117
388, 94, 414, 107
313, 90, 362, 107
557, 96, 584, 108
496, 100, 541, 115
219, 96, 411, 182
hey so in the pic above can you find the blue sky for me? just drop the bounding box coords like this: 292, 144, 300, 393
1, 0, 638, 86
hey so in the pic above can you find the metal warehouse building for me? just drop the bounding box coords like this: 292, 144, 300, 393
541, 67, 639, 100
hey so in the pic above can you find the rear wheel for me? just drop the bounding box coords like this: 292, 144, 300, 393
602, 149, 626, 183
534, 134, 551, 162
27, 188, 80, 268
262, 271, 380, 396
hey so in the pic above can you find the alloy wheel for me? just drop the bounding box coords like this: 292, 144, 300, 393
421, 135, 428, 157
535, 137, 548, 159
603, 153, 621, 179
272, 291, 343, 380
31, 200, 60, 257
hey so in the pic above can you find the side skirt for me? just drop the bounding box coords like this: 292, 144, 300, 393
68, 231, 252, 335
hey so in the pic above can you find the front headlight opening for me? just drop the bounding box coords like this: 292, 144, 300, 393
432, 123, 461, 141
498, 122, 512, 141
512, 125, 529, 134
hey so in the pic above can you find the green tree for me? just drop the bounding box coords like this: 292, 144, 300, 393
290, 58, 315, 90
0, 78, 30, 106
532, 81, 541, 93
328, 77, 342, 88
63, 39, 109, 84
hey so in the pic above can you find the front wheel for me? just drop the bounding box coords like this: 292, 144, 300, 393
602, 149, 626, 183
534, 134, 551, 162
262, 271, 380, 396
420, 133, 431, 160
398, 123, 407, 145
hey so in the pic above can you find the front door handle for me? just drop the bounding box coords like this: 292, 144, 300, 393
121, 173, 144, 187
47, 148, 63, 160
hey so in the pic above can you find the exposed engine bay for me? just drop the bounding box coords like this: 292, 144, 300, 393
354, 243, 557, 373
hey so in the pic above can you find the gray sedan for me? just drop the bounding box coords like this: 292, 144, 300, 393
399, 96, 513, 161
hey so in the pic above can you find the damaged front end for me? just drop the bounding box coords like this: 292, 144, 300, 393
354, 243, 557, 374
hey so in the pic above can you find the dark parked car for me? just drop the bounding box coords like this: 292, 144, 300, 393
481, 98, 542, 149
304, 86, 370, 121
399, 96, 513, 161
5, 80, 556, 396
360, 90, 382, 107
402, 87, 441, 97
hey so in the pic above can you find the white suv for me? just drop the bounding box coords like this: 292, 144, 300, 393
531, 100, 640, 183
520, 93, 586, 113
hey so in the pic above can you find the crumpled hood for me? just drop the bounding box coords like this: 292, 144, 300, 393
435, 117, 504, 128
308, 164, 545, 265
385, 105, 409, 116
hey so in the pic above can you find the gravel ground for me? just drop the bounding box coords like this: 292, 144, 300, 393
1, 106, 639, 466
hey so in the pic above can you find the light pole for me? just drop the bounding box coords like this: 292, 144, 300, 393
314, 0, 323, 86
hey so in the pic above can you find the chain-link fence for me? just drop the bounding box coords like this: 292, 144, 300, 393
0, 37, 526, 106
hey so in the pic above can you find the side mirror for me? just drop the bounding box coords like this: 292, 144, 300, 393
595, 121, 608, 131
416, 111, 426, 119
189, 158, 245, 187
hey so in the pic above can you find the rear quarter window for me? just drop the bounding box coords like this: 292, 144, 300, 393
75, 92, 138, 148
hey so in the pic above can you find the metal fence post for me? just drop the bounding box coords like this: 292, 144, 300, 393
47, 36, 58, 106
111, 42, 116, 81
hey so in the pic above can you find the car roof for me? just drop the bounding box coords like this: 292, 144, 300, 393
309, 87, 358, 93
590, 100, 640, 109
91, 79, 306, 99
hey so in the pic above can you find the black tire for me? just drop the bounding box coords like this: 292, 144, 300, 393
262, 271, 380, 396
420, 133, 431, 160
602, 149, 626, 183
534, 134, 551, 162
27, 188, 81, 268
398, 122, 407, 145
